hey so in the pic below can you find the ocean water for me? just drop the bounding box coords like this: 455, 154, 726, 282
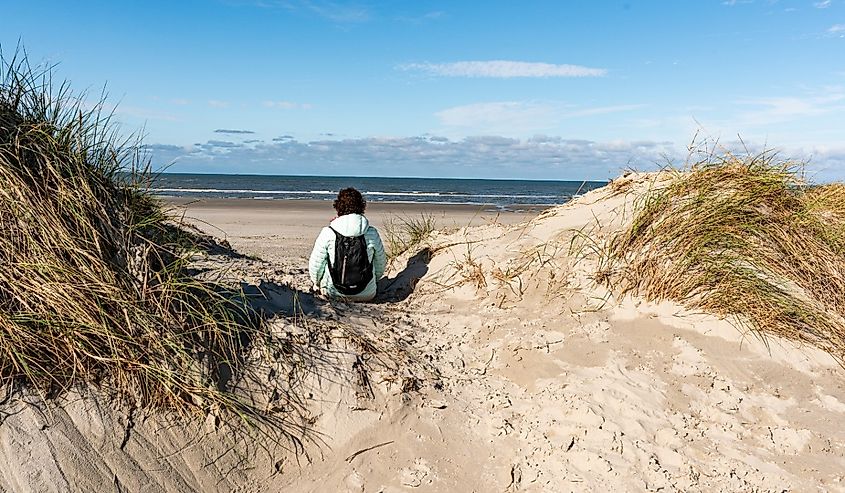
150, 173, 608, 209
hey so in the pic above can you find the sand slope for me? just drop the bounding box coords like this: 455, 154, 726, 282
3, 178, 845, 492
292, 175, 845, 491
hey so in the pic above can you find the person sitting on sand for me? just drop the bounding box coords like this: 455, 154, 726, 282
308, 187, 386, 301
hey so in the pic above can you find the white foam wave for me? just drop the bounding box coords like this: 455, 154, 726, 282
152, 188, 562, 199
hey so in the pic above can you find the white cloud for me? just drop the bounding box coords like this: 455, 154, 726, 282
399, 60, 607, 78
678, 86, 845, 147
803, 145, 845, 180
214, 128, 255, 134
829, 24, 845, 36
736, 92, 845, 124
434, 101, 644, 136
436, 102, 556, 131
208, 100, 230, 108
147, 134, 677, 179
815, 0, 832, 8
262, 100, 313, 110
201, 140, 243, 149
145, 133, 845, 180
566, 104, 646, 117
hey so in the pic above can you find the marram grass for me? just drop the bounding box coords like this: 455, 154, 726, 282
383, 213, 437, 260
602, 152, 845, 364
0, 50, 306, 442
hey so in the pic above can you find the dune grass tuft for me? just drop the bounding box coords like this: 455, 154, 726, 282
383, 213, 437, 260
602, 151, 845, 364
0, 50, 308, 441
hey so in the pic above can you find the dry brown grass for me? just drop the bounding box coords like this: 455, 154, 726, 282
0, 50, 311, 446
460, 251, 488, 290
601, 151, 845, 364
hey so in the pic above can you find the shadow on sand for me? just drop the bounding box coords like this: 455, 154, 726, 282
240, 246, 433, 321
211, 239, 434, 339
374, 247, 432, 303
210, 246, 432, 395
242, 281, 324, 319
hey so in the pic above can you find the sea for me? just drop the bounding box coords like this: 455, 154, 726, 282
150, 173, 608, 210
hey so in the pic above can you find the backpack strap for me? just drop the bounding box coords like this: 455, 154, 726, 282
327, 226, 342, 269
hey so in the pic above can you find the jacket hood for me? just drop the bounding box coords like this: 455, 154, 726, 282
330, 213, 370, 236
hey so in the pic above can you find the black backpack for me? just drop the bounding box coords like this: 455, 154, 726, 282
327, 226, 373, 295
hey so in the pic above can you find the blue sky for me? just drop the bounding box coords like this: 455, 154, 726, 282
3, 0, 845, 180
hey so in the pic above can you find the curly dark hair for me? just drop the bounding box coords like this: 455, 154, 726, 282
333, 187, 366, 216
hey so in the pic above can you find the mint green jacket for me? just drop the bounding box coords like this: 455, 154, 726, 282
308, 213, 386, 301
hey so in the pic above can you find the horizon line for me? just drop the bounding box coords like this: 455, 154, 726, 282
145, 170, 611, 183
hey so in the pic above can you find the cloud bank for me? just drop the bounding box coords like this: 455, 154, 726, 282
146, 135, 677, 179
144, 134, 845, 181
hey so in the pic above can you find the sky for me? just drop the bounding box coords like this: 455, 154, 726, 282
3, 0, 845, 180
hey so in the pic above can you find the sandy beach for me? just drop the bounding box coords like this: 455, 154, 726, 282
165, 197, 545, 262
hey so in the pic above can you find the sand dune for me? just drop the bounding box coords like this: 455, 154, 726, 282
305, 173, 845, 491
3, 176, 845, 492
